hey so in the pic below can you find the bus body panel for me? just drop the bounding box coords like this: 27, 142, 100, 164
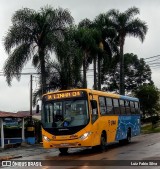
115, 115, 141, 141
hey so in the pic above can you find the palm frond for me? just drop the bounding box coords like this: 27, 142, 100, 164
33, 88, 43, 107
3, 43, 31, 85
107, 9, 120, 24
4, 24, 35, 54
125, 7, 140, 20
126, 18, 148, 42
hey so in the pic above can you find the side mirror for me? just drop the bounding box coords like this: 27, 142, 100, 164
36, 105, 39, 113
90, 100, 97, 109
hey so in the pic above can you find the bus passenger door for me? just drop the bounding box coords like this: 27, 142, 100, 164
91, 100, 98, 123
90, 100, 99, 146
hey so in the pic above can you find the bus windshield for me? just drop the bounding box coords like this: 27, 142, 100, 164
42, 99, 89, 128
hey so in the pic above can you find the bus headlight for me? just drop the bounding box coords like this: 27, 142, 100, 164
79, 132, 92, 140
43, 135, 51, 142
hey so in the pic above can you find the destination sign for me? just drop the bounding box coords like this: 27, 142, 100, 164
46, 91, 84, 100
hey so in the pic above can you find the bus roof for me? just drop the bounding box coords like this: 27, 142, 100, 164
120, 95, 139, 102
89, 89, 139, 101
43, 88, 139, 101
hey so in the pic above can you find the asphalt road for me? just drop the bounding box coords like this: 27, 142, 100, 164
1, 133, 160, 169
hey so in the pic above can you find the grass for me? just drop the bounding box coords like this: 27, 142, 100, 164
141, 123, 160, 134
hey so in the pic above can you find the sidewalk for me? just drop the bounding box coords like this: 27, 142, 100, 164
0, 143, 53, 160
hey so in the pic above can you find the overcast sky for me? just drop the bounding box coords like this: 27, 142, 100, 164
0, 0, 160, 112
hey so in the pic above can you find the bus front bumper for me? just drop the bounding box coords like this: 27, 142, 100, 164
42, 132, 93, 149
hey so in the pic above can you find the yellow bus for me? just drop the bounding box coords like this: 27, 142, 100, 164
41, 89, 140, 154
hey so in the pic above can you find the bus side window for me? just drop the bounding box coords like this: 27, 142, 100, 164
113, 99, 120, 114
120, 99, 125, 114
106, 97, 114, 114
130, 101, 136, 114
135, 102, 140, 114
125, 100, 131, 114
99, 97, 106, 115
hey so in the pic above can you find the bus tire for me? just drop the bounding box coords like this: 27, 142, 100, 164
119, 139, 124, 145
59, 148, 68, 154
126, 129, 131, 144
100, 133, 107, 151
119, 129, 131, 145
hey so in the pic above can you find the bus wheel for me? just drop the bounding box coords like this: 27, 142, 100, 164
126, 129, 131, 143
59, 148, 68, 154
119, 139, 124, 145
119, 129, 131, 145
100, 133, 106, 151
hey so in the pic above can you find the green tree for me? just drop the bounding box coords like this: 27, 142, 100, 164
77, 18, 100, 90
102, 53, 153, 93
93, 13, 119, 90
78, 16, 118, 90
50, 30, 83, 90
33, 28, 83, 105
108, 7, 148, 94
135, 84, 160, 126
74, 25, 99, 88
3, 6, 73, 94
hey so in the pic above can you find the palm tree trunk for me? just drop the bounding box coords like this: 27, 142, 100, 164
93, 55, 97, 90
83, 52, 87, 88
119, 36, 125, 95
98, 54, 101, 90
39, 48, 46, 94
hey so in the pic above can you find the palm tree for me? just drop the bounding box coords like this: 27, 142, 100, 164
74, 25, 99, 88
52, 29, 83, 90
3, 6, 73, 94
77, 18, 109, 90
107, 7, 148, 94
33, 29, 83, 105
93, 13, 119, 90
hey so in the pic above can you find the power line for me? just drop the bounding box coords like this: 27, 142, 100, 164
149, 66, 160, 69
144, 54, 160, 60
145, 57, 160, 63
147, 62, 160, 66
149, 65, 160, 67
150, 67, 160, 70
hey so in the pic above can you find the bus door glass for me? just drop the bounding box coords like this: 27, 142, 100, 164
90, 99, 98, 123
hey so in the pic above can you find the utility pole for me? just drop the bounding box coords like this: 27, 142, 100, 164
30, 74, 32, 122
27, 74, 35, 141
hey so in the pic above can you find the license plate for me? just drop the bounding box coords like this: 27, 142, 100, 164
61, 143, 69, 146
